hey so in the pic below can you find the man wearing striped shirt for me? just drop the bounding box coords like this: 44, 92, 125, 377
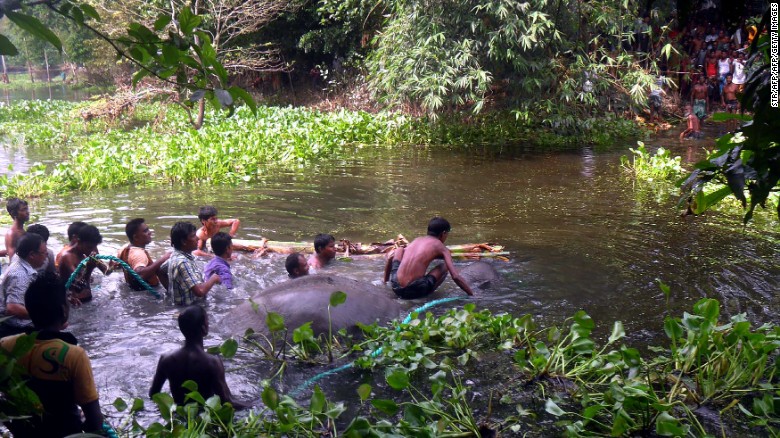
167, 222, 220, 306
0, 233, 48, 337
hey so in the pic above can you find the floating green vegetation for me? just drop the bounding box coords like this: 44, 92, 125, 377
0, 100, 642, 198
101, 298, 780, 437
621, 141, 780, 224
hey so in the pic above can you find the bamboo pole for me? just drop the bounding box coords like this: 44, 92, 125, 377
0, 55, 8, 83
44, 49, 50, 83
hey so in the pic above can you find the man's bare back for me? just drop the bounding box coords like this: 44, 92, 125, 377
383, 217, 474, 299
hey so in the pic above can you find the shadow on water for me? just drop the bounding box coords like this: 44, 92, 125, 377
2, 135, 780, 425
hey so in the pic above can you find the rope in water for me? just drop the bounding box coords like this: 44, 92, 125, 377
288, 296, 465, 397
64, 254, 161, 299
103, 421, 119, 438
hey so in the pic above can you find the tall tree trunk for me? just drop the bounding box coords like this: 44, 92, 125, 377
27, 61, 34, 83
1, 55, 8, 84
44, 49, 51, 83
194, 98, 205, 129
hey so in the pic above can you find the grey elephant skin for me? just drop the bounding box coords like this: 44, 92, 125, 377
459, 261, 500, 291
219, 274, 403, 338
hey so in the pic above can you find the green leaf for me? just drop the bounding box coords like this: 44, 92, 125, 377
330, 290, 347, 307
177, 7, 202, 36
266, 311, 285, 332
0, 35, 19, 56
663, 317, 683, 341
262, 385, 279, 410
79, 4, 101, 21
113, 397, 128, 412
152, 392, 175, 421
608, 321, 625, 344
215, 89, 233, 108
656, 278, 671, 299
130, 398, 144, 412
357, 383, 372, 402
154, 15, 172, 32
310, 385, 325, 413
228, 86, 257, 113
161, 44, 180, 66
385, 368, 409, 390
656, 411, 687, 436
5, 11, 63, 52
219, 338, 238, 358
11, 333, 36, 356
371, 399, 399, 415
181, 380, 198, 392
545, 399, 565, 416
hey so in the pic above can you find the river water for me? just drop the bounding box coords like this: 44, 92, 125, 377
2, 113, 780, 428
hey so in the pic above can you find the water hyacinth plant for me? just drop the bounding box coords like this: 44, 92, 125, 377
101, 298, 780, 436
0, 100, 642, 198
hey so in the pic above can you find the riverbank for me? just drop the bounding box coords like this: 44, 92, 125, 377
0, 99, 645, 198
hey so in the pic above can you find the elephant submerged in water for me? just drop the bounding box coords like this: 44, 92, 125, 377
218, 274, 403, 338
218, 262, 501, 339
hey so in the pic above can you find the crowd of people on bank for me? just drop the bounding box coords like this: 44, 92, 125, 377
0, 196, 474, 436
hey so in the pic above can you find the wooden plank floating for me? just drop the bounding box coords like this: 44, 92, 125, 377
223, 235, 509, 261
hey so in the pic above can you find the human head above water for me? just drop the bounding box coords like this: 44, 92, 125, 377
125, 218, 146, 242
313, 233, 336, 254
16, 232, 44, 260
6, 197, 29, 221
26, 224, 50, 242
171, 222, 197, 251
198, 206, 218, 224
67, 221, 87, 243
427, 217, 451, 238
178, 305, 207, 339
285, 252, 309, 278
25, 272, 68, 329
211, 232, 232, 257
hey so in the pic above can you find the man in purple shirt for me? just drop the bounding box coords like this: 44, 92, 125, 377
204, 232, 233, 289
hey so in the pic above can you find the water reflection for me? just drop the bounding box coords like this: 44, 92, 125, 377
3, 141, 780, 422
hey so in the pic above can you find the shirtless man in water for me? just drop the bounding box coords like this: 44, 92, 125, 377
4, 198, 29, 259
58, 225, 106, 304
691, 75, 709, 122
383, 217, 475, 299
194, 206, 240, 258
149, 305, 248, 409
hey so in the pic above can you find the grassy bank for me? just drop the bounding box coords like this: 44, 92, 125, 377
0, 100, 643, 198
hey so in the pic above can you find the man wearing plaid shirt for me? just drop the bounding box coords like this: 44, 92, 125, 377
167, 222, 221, 306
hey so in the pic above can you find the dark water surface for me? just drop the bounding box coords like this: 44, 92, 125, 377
2, 132, 780, 425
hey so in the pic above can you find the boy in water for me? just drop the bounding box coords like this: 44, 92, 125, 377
4, 197, 29, 260
383, 217, 475, 299
149, 305, 248, 409
194, 206, 240, 258
308, 233, 336, 270
285, 252, 309, 279
679, 105, 703, 141
203, 232, 234, 289
58, 225, 106, 304
55, 221, 87, 268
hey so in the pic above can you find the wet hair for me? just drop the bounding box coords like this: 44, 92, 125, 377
25, 272, 67, 328
171, 222, 196, 250
67, 221, 87, 242
313, 233, 335, 253
6, 197, 28, 219
285, 252, 306, 277
427, 217, 451, 237
26, 224, 49, 242
178, 305, 206, 339
16, 233, 44, 259
198, 206, 218, 222
125, 218, 146, 241
211, 232, 232, 257
77, 225, 103, 245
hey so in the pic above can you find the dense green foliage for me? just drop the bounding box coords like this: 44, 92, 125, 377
0, 100, 641, 198
100, 299, 780, 436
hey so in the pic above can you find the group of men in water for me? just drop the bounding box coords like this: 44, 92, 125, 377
0, 195, 475, 436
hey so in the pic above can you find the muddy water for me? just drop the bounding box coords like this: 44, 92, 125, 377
2, 132, 780, 424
